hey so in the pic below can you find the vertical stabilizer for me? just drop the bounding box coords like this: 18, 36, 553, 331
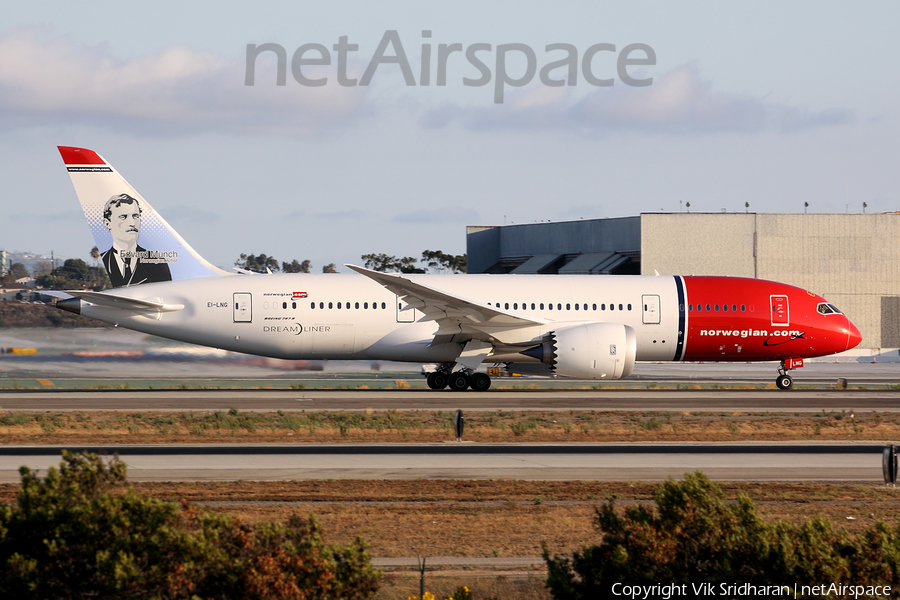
58, 146, 229, 287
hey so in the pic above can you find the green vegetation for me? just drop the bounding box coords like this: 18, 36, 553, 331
0, 452, 380, 599
544, 472, 900, 599
35, 258, 108, 290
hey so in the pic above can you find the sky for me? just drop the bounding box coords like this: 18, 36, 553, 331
0, 1, 897, 273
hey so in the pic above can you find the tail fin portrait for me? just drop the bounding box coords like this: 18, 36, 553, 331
58, 146, 229, 287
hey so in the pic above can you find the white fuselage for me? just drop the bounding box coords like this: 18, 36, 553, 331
80, 273, 681, 363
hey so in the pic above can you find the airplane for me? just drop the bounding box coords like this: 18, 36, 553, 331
54, 146, 862, 391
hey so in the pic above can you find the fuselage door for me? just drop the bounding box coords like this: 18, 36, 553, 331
396, 296, 415, 323
770, 294, 789, 326
642, 294, 661, 324
233, 292, 252, 323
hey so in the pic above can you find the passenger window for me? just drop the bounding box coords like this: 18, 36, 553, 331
505, 303, 509, 309
610, 304, 615, 311
714, 304, 719, 311
575, 304, 579, 311
355, 302, 359, 309
531, 303, 535, 310
741, 304, 746, 311
292, 302, 297, 309
337, 302, 342, 309
628, 304, 632, 311
319, 302, 324, 309
566, 303, 571, 310
557, 303, 562, 310
732, 305, 737, 312
310, 302, 315, 309
548, 304, 553, 310
689, 304, 693, 311
328, 302, 333, 309
381, 302, 386, 309
706, 304, 711, 311
592, 303, 597, 310
618, 304, 623, 311
514, 303, 518, 309
601, 304, 606, 310
282, 302, 287, 309
364, 302, 368, 309
540, 303, 544, 310
723, 304, 728, 312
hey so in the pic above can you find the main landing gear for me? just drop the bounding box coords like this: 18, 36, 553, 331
426, 364, 492, 392
775, 357, 803, 390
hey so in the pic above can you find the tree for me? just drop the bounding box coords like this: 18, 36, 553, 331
8, 263, 28, 279
543, 472, 899, 600
361, 254, 424, 273
0, 452, 381, 599
361, 253, 400, 272
398, 257, 425, 274
36, 259, 108, 290
235, 253, 280, 273
90, 246, 100, 265
322, 263, 338, 273
421, 250, 466, 273
282, 259, 312, 273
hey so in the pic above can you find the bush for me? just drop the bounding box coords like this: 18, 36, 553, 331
544, 472, 900, 599
0, 452, 380, 599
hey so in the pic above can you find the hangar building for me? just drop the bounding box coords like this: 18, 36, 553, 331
466, 213, 900, 351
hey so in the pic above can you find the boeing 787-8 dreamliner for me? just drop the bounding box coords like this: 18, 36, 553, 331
54, 147, 862, 391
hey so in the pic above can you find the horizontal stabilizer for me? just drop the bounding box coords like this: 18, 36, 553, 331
67, 290, 184, 313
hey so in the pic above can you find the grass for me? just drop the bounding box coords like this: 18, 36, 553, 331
2, 409, 900, 444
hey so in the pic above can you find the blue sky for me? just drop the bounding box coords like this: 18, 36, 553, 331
0, 1, 897, 272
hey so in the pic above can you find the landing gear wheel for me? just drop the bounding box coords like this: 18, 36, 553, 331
469, 372, 492, 392
427, 372, 448, 390
775, 374, 793, 390
448, 372, 470, 391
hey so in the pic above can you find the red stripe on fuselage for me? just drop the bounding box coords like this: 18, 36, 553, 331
58, 146, 106, 165
682, 276, 852, 361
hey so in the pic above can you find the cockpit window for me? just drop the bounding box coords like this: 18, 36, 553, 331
817, 303, 843, 315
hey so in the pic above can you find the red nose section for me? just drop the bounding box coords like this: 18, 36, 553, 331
846, 319, 862, 351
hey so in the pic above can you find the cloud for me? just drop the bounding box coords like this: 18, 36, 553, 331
392, 208, 482, 224
284, 209, 366, 220
423, 64, 853, 135
0, 28, 368, 136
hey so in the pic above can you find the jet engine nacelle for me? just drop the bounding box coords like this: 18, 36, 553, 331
522, 322, 636, 379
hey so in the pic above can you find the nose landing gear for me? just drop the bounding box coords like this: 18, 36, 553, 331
775, 357, 803, 390
775, 371, 793, 390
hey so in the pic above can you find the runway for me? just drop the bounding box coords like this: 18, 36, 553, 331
1, 388, 900, 412
0, 443, 885, 483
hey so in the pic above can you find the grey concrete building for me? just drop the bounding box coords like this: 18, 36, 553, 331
467, 213, 900, 350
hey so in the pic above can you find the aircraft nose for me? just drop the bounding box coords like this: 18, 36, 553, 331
846, 318, 862, 351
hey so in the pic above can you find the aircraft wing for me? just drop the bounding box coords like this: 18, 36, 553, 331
345, 264, 546, 345
67, 290, 185, 313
